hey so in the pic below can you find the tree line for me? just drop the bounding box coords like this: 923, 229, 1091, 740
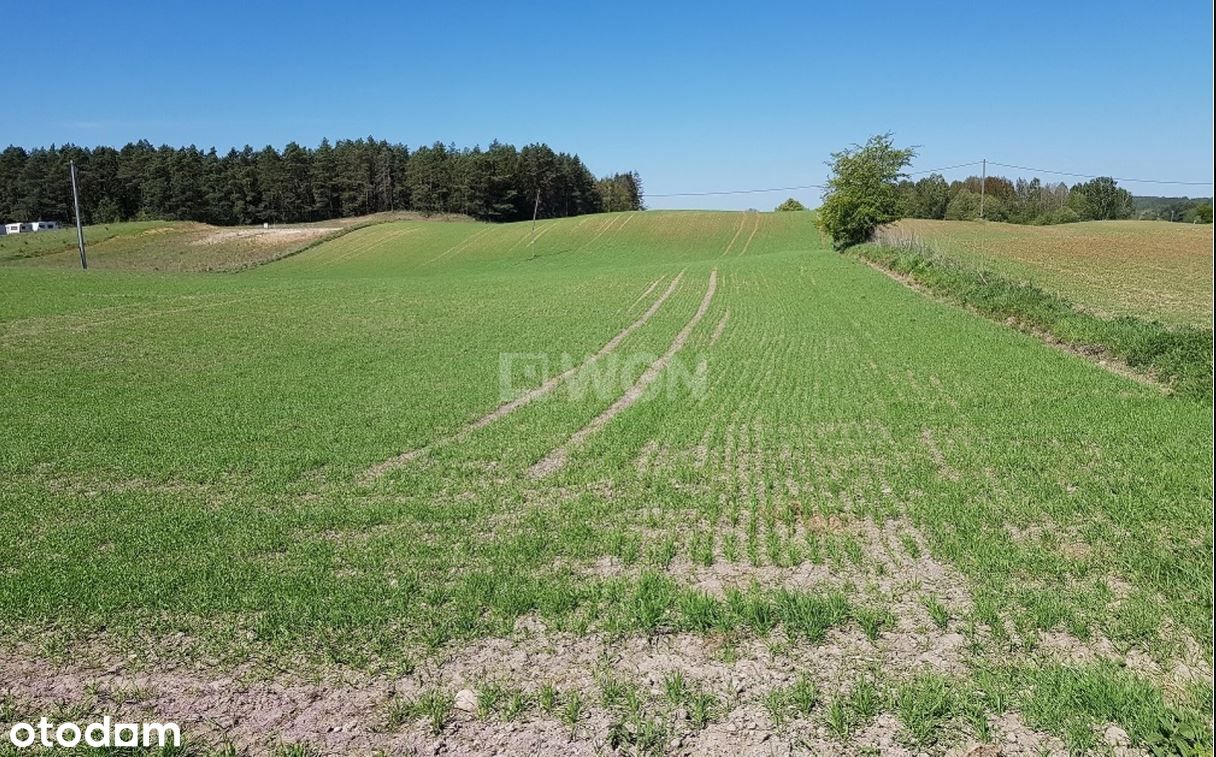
0, 138, 644, 226
816, 134, 1214, 251
896, 173, 1211, 225
1131, 195, 1213, 223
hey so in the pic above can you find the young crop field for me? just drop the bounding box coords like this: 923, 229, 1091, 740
0, 221, 176, 264
882, 219, 1213, 327
0, 212, 455, 273
0, 211, 1211, 755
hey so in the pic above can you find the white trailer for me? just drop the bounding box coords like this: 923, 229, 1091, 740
30, 221, 59, 231
4, 222, 31, 234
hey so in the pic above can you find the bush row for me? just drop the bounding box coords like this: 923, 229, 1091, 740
855, 239, 1212, 400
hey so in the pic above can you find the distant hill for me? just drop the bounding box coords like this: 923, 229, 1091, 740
1132, 195, 1212, 222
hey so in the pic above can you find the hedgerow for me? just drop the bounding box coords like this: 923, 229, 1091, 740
855, 238, 1212, 400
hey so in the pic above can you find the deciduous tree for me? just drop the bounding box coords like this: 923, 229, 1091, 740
817, 134, 916, 249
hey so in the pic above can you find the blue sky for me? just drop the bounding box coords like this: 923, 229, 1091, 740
3, 0, 1212, 209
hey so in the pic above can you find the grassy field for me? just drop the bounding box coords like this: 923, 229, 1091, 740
0, 212, 457, 273
0, 221, 177, 263
0, 211, 1210, 755
882, 219, 1213, 327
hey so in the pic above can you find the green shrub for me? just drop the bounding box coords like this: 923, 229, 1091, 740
1031, 207, 1080, 225
818, 134, 916, 249
943, 189, 978, 220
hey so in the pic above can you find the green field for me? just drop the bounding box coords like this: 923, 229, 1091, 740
0, 212, 1210, 754
0, 212, 452, 273
883, 219, 1213, 327
0, 221, 178, 263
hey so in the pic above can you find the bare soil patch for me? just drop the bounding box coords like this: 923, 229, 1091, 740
0, 621, 1073, 756
189, 227, 341, 247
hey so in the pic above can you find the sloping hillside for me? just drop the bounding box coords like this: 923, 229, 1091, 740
0, 210, 1209, 755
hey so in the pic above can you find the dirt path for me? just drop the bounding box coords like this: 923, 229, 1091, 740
361, 271, 687, 481
528, 268, 719, 478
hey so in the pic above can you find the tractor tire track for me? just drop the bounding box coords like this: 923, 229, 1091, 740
708, 308, 730, 346
526, 223, 558, 248
507, 222, 558, 253
577, 214, 626, 251
528, 268, 719, 478
0, 292, 234, 336
0, 292, 284, 342
320, 226, 416, 268
421, 226, 494, 266
720, 215, 748, 256
361, 270, 687, 482
626, 276, 666, 312
614, 211, 639, 233
315, 228, 393, 268
738, 213, 762, 255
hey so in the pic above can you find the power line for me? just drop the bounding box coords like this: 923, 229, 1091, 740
646, 158, 1212, 200
906, 161, 984, 176
987, 161, 1213, 187
649, 165, 984, 196
907, 160, 1211, 186
647, 183, 825, 198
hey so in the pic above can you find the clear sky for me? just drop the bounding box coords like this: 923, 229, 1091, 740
3, 0, 1212, 210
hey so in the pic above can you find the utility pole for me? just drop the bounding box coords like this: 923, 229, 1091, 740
70, 160, 87, 270
979, 158, 987, 221
528, 187, 541, 254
